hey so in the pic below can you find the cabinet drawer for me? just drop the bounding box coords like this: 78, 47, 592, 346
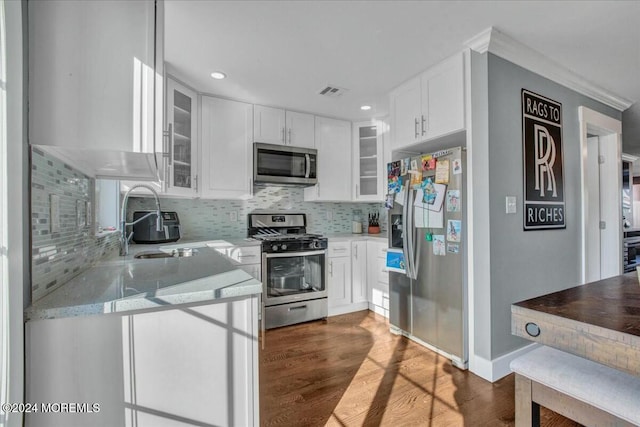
239, 263, 261, 281
226, 245, 262, 264
328, 241, 351, 257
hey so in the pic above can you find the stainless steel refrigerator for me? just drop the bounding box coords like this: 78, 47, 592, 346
387, 146, 467, 369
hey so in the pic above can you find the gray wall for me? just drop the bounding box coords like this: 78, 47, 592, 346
469, 50, 492, 360
622, 102, 640, 156
486, 53, 622, 358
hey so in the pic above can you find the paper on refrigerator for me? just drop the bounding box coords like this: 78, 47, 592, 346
413, 188, 444, 228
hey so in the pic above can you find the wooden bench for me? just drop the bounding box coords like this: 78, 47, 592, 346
510, 346, 640, 427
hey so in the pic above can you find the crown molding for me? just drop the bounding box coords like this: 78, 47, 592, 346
465, 27, 633, 112
464, 27, 492, 54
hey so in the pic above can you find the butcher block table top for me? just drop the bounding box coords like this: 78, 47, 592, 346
512, 272, 640, 377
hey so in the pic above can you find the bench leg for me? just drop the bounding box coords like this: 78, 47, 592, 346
515, 374, 540, 427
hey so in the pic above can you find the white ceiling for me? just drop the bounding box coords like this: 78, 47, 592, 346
165, 0, 640, 148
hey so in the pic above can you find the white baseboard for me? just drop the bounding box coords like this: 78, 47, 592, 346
367, 302, 389, 319
470, 343, 540, 382
328, 301, 369, 317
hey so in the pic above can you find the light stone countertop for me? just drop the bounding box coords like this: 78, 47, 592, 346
324, 233, 388, 243
25, 239, 263, 321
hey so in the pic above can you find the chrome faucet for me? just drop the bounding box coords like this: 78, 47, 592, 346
120, 184, 163, 256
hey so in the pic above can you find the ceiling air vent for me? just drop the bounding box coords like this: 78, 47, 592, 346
317, 85, 349, 98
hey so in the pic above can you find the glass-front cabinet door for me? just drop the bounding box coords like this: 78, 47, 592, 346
166, 78, 198, 196
353, 121, 383, 201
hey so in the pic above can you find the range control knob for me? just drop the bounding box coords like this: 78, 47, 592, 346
272, 245, 278, 252
281, 244, 287, 250
309, 241, 317, 249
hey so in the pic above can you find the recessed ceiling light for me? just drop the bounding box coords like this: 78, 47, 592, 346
360, 105, 372, 111
210, 71, 227, 80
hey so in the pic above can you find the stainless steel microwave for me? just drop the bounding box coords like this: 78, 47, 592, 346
253, 143, 317, 186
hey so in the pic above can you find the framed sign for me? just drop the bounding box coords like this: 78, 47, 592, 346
522, 89, 565, 230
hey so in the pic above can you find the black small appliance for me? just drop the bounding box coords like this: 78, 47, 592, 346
132, 211, 181, 244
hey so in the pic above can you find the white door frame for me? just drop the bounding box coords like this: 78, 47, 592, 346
579, 106, 623, 284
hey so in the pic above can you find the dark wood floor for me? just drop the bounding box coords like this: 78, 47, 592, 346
259, 310, 581, 427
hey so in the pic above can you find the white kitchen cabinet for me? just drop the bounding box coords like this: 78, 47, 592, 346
29, 0, 164, 180
165, 78, 199, 197
200, 96, 254, 199
254, 106, 314, 148
390, 77, 422, 150
353, 121, 384, 202
390, 53, 465, 150
225, 245, 262, 281
254, 105, 286, 145
285, 111, 315, 148
328, 239, 370, 316
304, 117, 352, 202
26, 295, 260, 427
351, 241, 368, 304
367, 240, 390, 318
328, 253, 352, 309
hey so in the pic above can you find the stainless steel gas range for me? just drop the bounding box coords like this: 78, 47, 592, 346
249, 213, 328, 329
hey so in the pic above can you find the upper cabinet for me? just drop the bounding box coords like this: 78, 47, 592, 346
200, 96, 254, 200
353, 121, 385, 202
390, 53, 465, 150
254, 106, 314, 148
165, 78, 198, 196
285, 111, 315, 148
28, 0, 164, 179
304, 117, 351, 202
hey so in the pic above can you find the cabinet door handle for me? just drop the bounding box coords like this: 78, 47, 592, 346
168, 123, 173, 166
249, 178, 253, 196
414, 117, 419, 139
329, 260, 333, 275
355, 184, 359, 197
317, 182, 320, 197
354, 245, 358, 259
288, 128, 292, 145
421, 115, 426, 135
163, 123, 174, 166
194, 174, 198, 192
281, 127, 285, 144
162, 124, 171, 158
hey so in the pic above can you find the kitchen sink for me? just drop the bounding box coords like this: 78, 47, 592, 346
134, 248, 197, 259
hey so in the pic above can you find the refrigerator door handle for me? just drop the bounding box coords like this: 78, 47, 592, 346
406, 187, 417, 280
401, 181, 412, 279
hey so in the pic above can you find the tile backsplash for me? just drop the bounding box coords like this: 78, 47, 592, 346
31, 148, 119, 302
30, 148, 386, 301
127, 186, 387, 240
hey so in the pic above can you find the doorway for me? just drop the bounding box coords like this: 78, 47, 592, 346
580, 107, 623, 283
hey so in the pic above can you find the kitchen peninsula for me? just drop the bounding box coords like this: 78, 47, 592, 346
25, 242, 261, 427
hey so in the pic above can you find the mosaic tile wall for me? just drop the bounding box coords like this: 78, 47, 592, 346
127, 186, 387, 241
31, 148, 120, 302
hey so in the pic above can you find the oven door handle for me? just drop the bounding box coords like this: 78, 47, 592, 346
263, 250, 327, 259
